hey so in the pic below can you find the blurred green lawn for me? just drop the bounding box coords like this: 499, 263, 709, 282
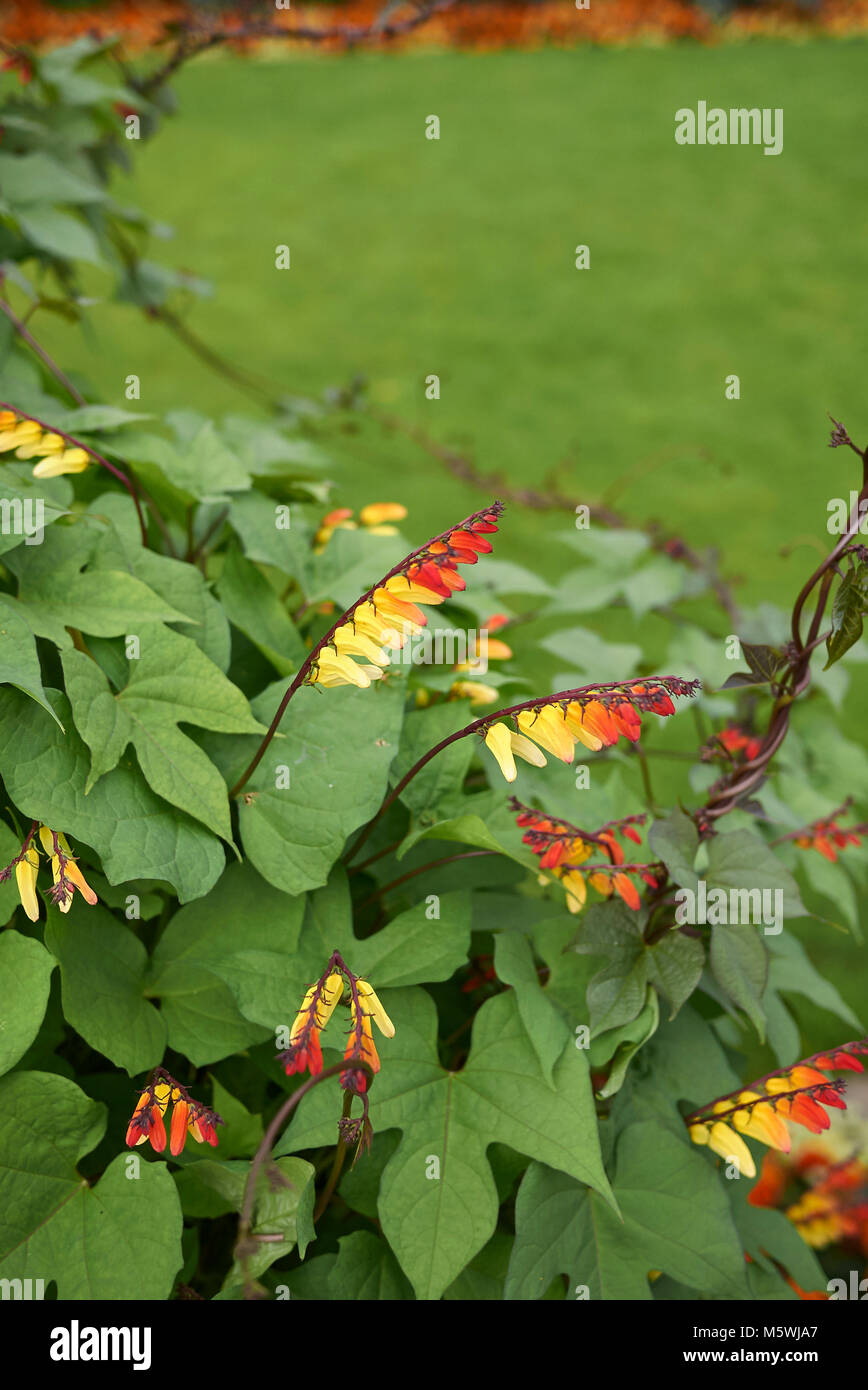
37, 39, 868, 1029
46, 40, 868, 606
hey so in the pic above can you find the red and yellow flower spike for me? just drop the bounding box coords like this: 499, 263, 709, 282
307, 502, 503, 690
0, 408, 90, 477
345, 677, 699, 866
313, 501, 409, 552
784, 799, 868, 863
342, 977, 395, 1096
480, 677, 700, 783
685, 1040, 868, 1178
279, 972, 344, 1078
0, 821, 98, 921
125, 1068, 223, 1156
509, 799, 662, 914
750, 1147, 868, 1252
37, 826, 98, 913
277, 952, 394, 1092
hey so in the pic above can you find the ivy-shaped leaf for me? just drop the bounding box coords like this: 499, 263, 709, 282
0, 932, 55, 1075
207, 867, 472, 1034
825, 564, 868, 668
0, 593, 63, 728
0, 1071, 182, 1298
277, 986, 614, 1301
0, 688, 224, 903
5, 521, 191, 641
704, 829, 808, 919
721, 641, 787, 690
505, 1121, 748, 1300
45, 900, 166, 1076
216, 541, 305, 677
147, 861, 306, 1066
709, 922, 768, 1041
648, 809, 699, 893
573, 901, 705, 1032
493, 932, 571, 1084
61, 624, 264, 841
237, 679, 405, 895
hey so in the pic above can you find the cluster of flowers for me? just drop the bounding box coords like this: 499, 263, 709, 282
125, 1070, 223, 1156
791, 800, 868, 863
482, 678, 698, 784
510, 799, 663, 913
0, 822, 98, 920
686, 1041, 868, 1180
313, 501, 408, 551
0, 409, 90, 477
706, 723, 762, 763
278, 952, 394, 1097
308, 503, 503, 690
751, 1144, 868, 1253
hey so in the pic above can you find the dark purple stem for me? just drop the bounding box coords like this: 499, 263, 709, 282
356, 849, 496, 909
344, 677, 697, 864
0, 297, 86, 406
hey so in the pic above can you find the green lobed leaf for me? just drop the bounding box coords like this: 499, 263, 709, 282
61, 624, 264, 840
709, 923, 768, 1041
183, 1154, 315, 1294
0, 688, 225, 903
588, 985, 660, 1099
493, 932, 571, 1084
284, 1230, 413, 1301
147, 861, 305, 1066
649, 809, 699, 893
6, 521, 192, 639
0, 1071, 183, 1298
505, 1121, 748, 1300
44, 899, 166, 1076
238, 680, 405, 895
88, 505, 232, 671
124, 419, 251, 502
704, 829, 808, 920
278, 987, 614, 1301
0, 933, 55, 1075
390, 702, 477, 820
0, 593, 63, 727
573, 901, 703, 1033
216, 541, 304, 677
208, 869, 472, 1033
0, 468, 70, 557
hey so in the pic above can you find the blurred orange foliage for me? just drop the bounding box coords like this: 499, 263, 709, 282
2, 1, 868, 54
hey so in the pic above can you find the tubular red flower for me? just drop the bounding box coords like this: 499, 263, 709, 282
687, 1042, 866, 1173
125, 1072, 222, 1155
508, 799, 654, 916
308, 502, 504, 690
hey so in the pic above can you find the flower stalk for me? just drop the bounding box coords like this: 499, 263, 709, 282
228, 501, 504, 798
345, 677, 699, 863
